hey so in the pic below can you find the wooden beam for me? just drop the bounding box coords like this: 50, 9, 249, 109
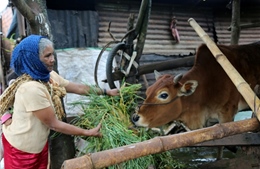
227, 22, 260, 31
137, 55, 194, 75
103, 55, 195, 82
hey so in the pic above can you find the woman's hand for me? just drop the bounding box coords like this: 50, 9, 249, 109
1, 112, 12, 126
107, 88, 120, 96
85, 123, 102, 137
3, 118, 12, 126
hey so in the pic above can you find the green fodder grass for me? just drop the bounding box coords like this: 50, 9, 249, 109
71, 83, 186, 169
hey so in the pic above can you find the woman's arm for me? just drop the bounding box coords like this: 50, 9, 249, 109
33, 106, 102, 137
65, 81, 119, 96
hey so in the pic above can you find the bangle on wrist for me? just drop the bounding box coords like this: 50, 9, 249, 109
1, 112, 12, 124
103, 88, 107, 95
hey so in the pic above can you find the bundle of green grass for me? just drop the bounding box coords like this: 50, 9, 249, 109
71, 83, 186, 169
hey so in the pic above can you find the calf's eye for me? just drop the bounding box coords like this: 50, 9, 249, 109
159, 93, 168, 99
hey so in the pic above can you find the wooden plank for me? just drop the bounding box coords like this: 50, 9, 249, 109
195, 132, 260, 146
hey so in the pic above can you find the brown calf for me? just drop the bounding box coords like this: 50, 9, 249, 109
132, 42, 260, 130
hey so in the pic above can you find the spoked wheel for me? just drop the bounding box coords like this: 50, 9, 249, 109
106, 42, 127, 89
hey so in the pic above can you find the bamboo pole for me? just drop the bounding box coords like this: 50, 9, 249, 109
61, 118, 260, 169
188, 18, 260, 121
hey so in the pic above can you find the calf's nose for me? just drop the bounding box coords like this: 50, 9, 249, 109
131, 113, 140, 122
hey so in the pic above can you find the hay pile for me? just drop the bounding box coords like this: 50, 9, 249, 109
71, 83, 186, 169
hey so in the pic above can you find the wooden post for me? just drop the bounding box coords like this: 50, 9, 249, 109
0, 17, 5, 92
61, 118, 260, 169
188, 18, 260, 121
230, 0, 240, 45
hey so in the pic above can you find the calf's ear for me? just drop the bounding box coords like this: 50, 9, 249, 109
177, 80, 198, 96
154, 70, 162, 81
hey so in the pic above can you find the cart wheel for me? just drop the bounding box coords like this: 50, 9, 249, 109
94, 40, 119, 88
106, 42, 127, 89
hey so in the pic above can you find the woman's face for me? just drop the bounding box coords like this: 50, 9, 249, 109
39, 45, 55, 72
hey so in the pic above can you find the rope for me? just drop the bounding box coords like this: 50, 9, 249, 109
0, 74, 66, 119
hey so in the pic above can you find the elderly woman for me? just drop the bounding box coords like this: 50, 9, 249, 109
0, 35, 119, 169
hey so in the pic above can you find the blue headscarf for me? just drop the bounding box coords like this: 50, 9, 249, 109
10, 35, 50, 82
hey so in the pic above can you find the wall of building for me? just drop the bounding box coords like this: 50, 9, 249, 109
97, 1, 215, 57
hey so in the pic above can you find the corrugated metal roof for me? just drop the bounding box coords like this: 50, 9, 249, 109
48, 9, 99, 49
97, 1, 215, 56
